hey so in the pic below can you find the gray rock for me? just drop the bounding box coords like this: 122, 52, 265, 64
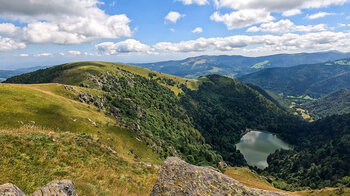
31, 180, 77, 196
150, 157, 292, 196
0, 183, 25, 196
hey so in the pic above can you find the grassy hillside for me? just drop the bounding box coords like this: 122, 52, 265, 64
4, 61, 198, 95
302, 89, 350, 120
239, 59, 350, 98
4, 62, 223, 166
225, 167, 350, 196
0, 83, 161, 195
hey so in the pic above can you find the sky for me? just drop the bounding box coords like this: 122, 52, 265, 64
1, 0, 350, 69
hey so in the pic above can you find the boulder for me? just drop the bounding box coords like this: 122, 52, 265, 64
31, 180, 77, 196
150, 157, 292, 196
0, 183, 25, 196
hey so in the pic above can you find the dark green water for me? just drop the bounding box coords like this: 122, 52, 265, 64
236, 131, 290, 169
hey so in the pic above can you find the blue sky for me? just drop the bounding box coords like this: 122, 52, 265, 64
0, 0, 350, 69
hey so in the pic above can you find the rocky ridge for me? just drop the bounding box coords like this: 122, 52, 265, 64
151, 157, 292, 196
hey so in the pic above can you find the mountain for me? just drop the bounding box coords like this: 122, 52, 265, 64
134, 51, 350, 79
0, 66, 48, 82
3, 61, 350, 194
239, 59, 350, 98
4, 61, 298, 167
302, 89, 350, 120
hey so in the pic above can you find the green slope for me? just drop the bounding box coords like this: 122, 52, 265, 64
0, 83, 161, 195
4, 61, 198, 95
302, 89, 350, 120
4, 62, 223, 166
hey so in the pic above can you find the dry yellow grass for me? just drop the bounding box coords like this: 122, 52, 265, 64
0, 126, 159, 195
224, 167, 292, 194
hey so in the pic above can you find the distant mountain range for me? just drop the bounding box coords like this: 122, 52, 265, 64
0, 66, 48, 82
239, 59, 350, 98
134, 51, 350, 78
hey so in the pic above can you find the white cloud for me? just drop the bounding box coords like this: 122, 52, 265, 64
0, 0, 131, 45
214, 0, 350, 12
170, 28, 175, 32
192, 27, 203, 34
152, 31, 350, 53
93, 31, 350, 57
68, 50, 81, 56
19, 53, 29, 57
0, 36, 26, 51
176, 0, 208, 5
307, 12, 335, 19
210, 9, 274, 29
96, 39, 152, 55
247, 20, 327, 33
34, 53, 53, 57
0, 23, 19, 35
282, 9, 302, 17
165, 11, 185, 24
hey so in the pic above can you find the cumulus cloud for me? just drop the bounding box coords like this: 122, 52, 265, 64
307, 12, 335, 19
247, 20, 327, 33
176, 0, 208, 5
0, 23, 19, 35
152, 31, 350, 53
214, 0, 350, 12
0, 0, 131, 45
96, 39, 152, 55
282, 9, 302, 17
210, 9, 274, 29
165, 11, 185, 24
0, 36, 26, 51
192, 27, 203, 33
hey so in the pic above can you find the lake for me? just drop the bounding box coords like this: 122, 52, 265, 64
236, 130, 290, 169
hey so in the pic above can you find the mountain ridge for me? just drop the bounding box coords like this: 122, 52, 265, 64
134, 51, 350, 79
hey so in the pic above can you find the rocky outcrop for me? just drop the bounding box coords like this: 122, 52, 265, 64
151, 157, 292, 196
0, 183, 25, 196
0, 180, 77, 196
31, 180, 77, 196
